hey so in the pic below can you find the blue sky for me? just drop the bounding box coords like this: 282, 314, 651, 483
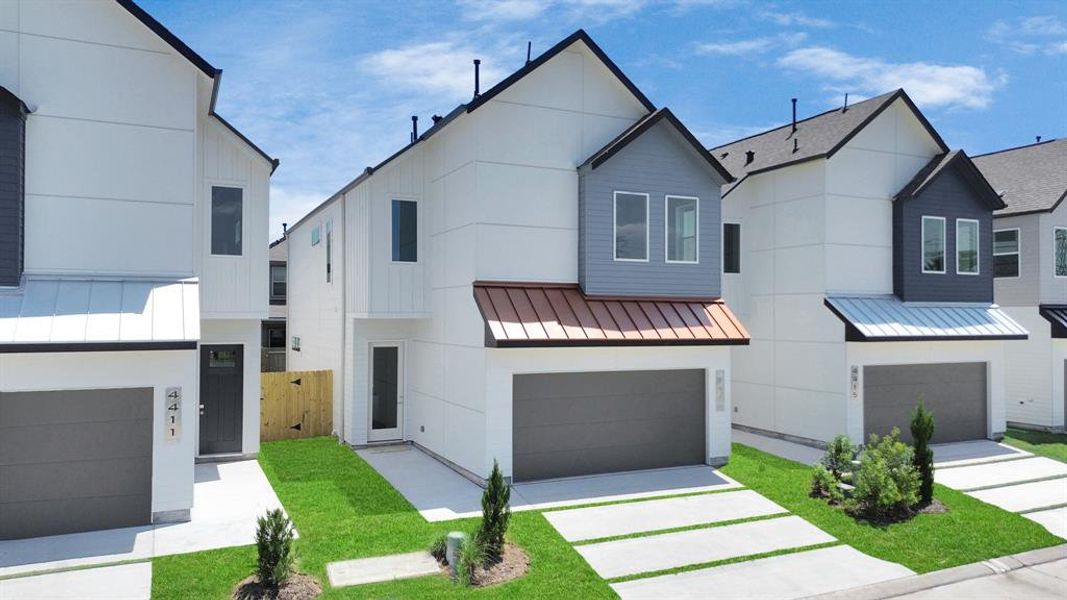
138, 0, 1067, 240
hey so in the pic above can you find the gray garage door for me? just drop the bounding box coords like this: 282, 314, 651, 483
512, 369, 706, 482
0, 388, 153, 540
864, 363, 987, 444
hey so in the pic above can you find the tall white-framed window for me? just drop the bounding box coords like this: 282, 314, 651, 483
921, 216, 946, 274
993, 228, 1020, 278
1055, 226, 1067, 278
613, 191, 649, 261
956, 219, 979, 275
665, 195, 699, 264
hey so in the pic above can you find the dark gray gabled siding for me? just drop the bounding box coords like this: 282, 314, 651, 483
578, 121, 725, 298
0, 97, 24, 287
894, 166, 994, 303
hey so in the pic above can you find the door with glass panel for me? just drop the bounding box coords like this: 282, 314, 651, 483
368, 343, 404, 442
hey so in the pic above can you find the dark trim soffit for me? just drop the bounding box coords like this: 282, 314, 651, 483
115, 0, 217, 78
0, 341, 198, 354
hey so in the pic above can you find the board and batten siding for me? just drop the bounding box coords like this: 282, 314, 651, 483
0, 94, 24, 287
578, 121, 725, 298
893, 165, 994, 303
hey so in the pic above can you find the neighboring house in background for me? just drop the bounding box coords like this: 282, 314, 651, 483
286, 30, 747, 484
974, 139, 1067, 431
714, 89, 1026, 447
262, 234, 287, 372
0, 0, 274, 540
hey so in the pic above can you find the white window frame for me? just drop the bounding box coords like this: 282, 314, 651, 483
921, 216, 946, 274
664, 195, 699, 264
993, 227, 1020, 279
270, 264, 286, 298
390, 197, 419, 264
722, 221, 741, 274
955, 218, 980, 276
1055, 226, 1067, 279
613, 191, 650, 262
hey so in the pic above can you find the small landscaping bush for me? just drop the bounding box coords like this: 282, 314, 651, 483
255, 509, 295, 587
911, 401, 936, 505
428, 533, 447, 563
809, 464, 844, 504
456, 535, 487, 587
851, 428, 920, 521
821, 434, 856, 481
475, 459, 511, 561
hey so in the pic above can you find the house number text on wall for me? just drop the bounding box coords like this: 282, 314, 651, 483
165, 387, 182, 442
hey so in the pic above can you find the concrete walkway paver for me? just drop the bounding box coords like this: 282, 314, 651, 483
968, 478, 1067, 513
886, 560, 1066, 600
0, 562, 151, 599
575, 515, 834, 579
935, 456, 1067, 491
326, 551, 440, 588
544, 489, 785, 542
1027, 507, 1067, 539
611, 545, 913, 600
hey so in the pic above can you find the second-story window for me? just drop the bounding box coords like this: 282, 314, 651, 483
1055, 226, 1067, 278
392, 200, 417, 262
614, 191, 648, 261
211, 186, 243, 256
956, 219, 979, 275
723, 223, 741, 274
666, 196, 698, 263
270, 265, 286, 299
993, 229, 1020, 278
921, 216, 945, 274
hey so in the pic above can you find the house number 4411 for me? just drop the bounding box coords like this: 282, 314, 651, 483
165, 387, 182, 442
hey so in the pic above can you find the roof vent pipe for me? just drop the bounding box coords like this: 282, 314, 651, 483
843, 93, 849, 113
282, 223, 288, 235
793, 138, 799, 153
1036, 135, 1042, 143
791, 98, 797, 134
744, 150, 755, 165
526, 41, 532, 65
432, 114, 442, 124
411, 115, 418, 143
473, 59, 481, 98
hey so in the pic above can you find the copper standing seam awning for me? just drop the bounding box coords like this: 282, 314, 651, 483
472, 282, 750, 347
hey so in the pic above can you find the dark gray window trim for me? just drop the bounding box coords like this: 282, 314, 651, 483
391, 198, 419, 264
956, 218, 980, 276
921, 215, 946, 275
993, 228, 1021, 279
665, 195, 699, 265
209, 185, 244, 257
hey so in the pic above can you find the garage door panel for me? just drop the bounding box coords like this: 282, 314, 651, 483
0, 419, 152, 465
0, 456, 151, 503
513, 369, 706, 481
864, 363, 987, 444
0, 388, 153, 426
0, 494, 151, 540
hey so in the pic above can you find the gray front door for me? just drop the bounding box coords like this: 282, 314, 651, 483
864, 362, 987, 444
0, 388, 153, 539
512, 369, 706, 482
200, 345, 243, 455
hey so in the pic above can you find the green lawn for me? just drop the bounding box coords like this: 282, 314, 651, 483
152, 438, 613, 599
1004, 428, 1067, 463
720, 444, 1064, 574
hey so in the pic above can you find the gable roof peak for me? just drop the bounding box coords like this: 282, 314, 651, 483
895, 149, 1005, 211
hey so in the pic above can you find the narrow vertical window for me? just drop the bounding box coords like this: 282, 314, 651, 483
956, 219, 979, 275
325, 220, 333, 282
1055, 227, 1067, 278
723, 222, 741, 274
392, 200, 417, 262
0, 88, 27, 287
613, 192, 648, 261
921, 216, 945, 274
210, 186, 243, 256
270, 265, 287, 299
311, 225, 321, 246
993, 229, 1020, 278
666, 196, 698, 263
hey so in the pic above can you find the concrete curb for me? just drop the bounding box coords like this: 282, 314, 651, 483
801, 544, 1067, 600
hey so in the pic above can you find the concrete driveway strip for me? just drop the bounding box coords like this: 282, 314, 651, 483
968, 478, 1067, 513
0, 562, 151, 600
935, 457, 1067, 490
1026, 507, 1067, 539
886, 561, 1067, 599
575, 515, 835, 579
611, 545, 913, 599
544, 489, 786, 542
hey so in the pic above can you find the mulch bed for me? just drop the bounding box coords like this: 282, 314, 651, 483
437, 542, 530, 588
233, 573, 322, 600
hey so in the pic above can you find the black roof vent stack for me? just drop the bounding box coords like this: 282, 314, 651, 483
1036, 135, 1042, 143
410, 115, 418, 143
791, 97, 797, 134
744, 150, 755, 165
526, 41, 532, 65
473, 59, 481, 98
793, 138, 799, 153
843, 93, 849, 113
432, 114, 442, 124
282, 223, 288, 235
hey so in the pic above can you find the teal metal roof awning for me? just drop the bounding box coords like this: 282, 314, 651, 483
825, 295, 1028, 342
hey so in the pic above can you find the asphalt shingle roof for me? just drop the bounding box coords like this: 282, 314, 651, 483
972, 138, 1067, 217
895, 150, 1005, 210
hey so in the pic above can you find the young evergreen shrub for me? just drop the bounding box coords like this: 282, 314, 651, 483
810, 464, 843, 504
476, 460, 511, 560
255, 509, 295, 587
851, 428, 920, 520
910, 401, 936, 505
820, 434, 855, 480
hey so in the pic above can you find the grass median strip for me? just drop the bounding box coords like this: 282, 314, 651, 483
605, 541, 843, 584
572, 511, 791, 546
1004, 428, 1067, 464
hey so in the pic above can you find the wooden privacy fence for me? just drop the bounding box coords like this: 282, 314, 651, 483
261, 369, 333, 442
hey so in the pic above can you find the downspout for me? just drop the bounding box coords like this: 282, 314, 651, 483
340, 191, 347, 444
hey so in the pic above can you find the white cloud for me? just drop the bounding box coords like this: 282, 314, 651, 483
758, 10, 834, 28
458, 0, 547, 22
988, 16, 1067, 55
359, 40, 509, 98
778, 47, 1005, 110
269, 187, 330, 242
694, 32, 807, 56
1048, 40, 1067, 55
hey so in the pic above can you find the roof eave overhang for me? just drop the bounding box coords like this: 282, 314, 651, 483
116, 0, 217, 78
0, 341, 198, 354
1039, 306, 1067, 338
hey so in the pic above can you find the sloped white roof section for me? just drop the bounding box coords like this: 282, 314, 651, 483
825, 295, 1028, 341
0, 278, 199, 345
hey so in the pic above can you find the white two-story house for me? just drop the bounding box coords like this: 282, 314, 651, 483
974, 139, 1067, 431
714, 90, 1026, 447
287, 30, 747, 484
0, 0, 274, 539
